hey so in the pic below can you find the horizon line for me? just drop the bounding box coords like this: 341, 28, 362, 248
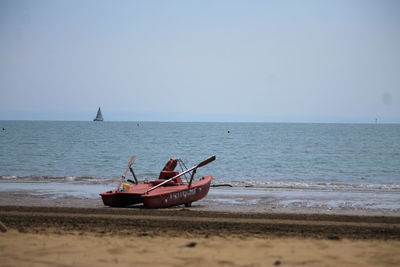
1, 119, 399, 125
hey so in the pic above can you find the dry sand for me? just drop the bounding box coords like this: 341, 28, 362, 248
1, 206, 400, 266
2, 230, 400, 267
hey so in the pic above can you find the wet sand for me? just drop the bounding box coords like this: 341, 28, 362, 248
1, 189, 399, 216
1, 205, 400, 266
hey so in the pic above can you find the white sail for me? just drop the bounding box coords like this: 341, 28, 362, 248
93, 107, 104, 121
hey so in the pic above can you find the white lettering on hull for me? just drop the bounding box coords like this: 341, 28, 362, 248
168, 188, 197, 201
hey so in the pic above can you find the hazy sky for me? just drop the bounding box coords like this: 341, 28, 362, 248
1, 0, 399, 122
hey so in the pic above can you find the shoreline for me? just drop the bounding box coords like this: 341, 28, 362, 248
1, 188, 399, 217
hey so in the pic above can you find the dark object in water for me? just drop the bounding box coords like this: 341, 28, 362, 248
274, 260, 281, 265
327, 235, 341, 240
211, 184, 233, 187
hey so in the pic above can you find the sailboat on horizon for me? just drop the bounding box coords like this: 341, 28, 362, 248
93, 107, 104, 121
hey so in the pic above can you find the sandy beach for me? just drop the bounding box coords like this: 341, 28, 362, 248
1, 205, 400, 267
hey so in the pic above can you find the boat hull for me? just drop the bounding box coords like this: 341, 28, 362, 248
100, 191, 142, 207
100, 183, 151, 207
142, 176, 212, 208
99, 176, 212, 208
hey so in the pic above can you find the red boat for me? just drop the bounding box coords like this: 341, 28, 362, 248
100, 156, 215, 208
142, 175, 212, 208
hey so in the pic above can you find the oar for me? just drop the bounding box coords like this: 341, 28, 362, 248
145, 155, 216, 194
116, 156, 137, 190
122, 156, 137, 178
127, 167, 138, 185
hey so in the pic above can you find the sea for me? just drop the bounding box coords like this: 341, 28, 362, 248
1, 121, 399, 213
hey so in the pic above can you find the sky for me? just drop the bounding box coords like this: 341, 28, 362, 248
0, 0, 399, 123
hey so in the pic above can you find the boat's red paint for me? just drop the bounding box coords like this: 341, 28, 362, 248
100, 191, 142, 207
100, 183, 151, 207
99, 176, 212, 208
142, 176, 212, 208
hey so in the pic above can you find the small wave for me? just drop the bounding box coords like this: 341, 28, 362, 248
0, 175, 115, 184
2, 175, 399, 192
0, 175, 18, 180
212, 180, 400, 192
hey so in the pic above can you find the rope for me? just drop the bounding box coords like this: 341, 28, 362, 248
178, 159, 189, 183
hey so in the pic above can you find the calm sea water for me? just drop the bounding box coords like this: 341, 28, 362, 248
1, 121, 399, 212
